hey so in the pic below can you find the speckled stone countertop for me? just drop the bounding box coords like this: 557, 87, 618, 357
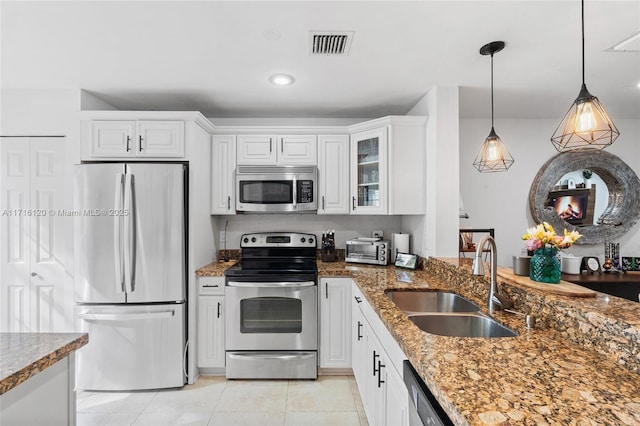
0, 333, 88, 395
196, 258, 640, 425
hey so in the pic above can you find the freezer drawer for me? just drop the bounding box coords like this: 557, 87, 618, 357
75, 304, 185, 391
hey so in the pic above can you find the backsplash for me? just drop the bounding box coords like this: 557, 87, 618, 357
426, 257, 640, 374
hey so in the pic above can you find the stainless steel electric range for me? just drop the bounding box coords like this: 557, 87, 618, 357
224, 232, 318, 379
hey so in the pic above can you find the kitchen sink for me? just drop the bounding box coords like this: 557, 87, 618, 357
385, 290, 479, 313
408, 313, 518, 338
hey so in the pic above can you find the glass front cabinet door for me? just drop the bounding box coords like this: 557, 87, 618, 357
350, 128, 387, 214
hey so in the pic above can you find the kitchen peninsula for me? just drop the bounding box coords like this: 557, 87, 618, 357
0, 333, 88, 425
197, 257, 640, 425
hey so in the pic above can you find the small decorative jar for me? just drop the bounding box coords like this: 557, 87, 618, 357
530, 246, 561, 284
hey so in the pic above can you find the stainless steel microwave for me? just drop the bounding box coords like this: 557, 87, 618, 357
235, 165, 318, 213
345, 238, 390, 265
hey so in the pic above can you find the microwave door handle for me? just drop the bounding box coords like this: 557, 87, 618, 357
292, 176, 297, 208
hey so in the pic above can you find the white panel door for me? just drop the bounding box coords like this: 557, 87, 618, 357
319, 278, 351, 368
197, 296, 225, 368
211, 135, 236, 214
1, 137, 71, 332
137, 121, 184, 157
1, 138, 30, 332
278, 135, 317, 165
91, 121, 136, 157
318, 135, 349, 214
236, 135, 277, 165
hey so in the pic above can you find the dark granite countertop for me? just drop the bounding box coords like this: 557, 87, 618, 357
0, 333, 88, 395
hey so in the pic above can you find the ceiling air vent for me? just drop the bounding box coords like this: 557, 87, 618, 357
310, 31, 354, 55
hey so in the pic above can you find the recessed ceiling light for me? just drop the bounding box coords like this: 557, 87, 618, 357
269, 74, 295, 86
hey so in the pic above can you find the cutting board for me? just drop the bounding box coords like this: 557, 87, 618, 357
497, 266, 596, 297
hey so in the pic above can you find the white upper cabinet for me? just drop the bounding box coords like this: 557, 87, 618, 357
350, 127, 388, 215
348, 116, 427, 215
279, 135, 317, 164
236, 135, 317, 165
317, 134, 350, 214
88, 120, 184, 158
211, 135, 236, 215
137, 121, 184, 157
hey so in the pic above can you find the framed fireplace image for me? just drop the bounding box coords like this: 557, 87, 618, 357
547, 186, 595, 226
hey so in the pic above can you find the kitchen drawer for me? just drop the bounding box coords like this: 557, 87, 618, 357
199, 276, 224, 295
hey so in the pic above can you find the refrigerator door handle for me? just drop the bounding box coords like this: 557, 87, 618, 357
114, 173, 125, 293
78, 311, 175, 321
123, 173, 136, 294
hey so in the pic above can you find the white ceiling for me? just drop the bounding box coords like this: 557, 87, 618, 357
1, 0, 639, 119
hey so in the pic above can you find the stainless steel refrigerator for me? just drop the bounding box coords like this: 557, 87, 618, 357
74, 163, 186, 391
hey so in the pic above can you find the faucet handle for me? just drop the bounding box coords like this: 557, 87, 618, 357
492, 293, 514, 310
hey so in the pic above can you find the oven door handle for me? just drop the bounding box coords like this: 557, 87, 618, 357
227, 281, 315, 288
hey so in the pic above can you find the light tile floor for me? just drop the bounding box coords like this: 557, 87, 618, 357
77, 375, 368, 426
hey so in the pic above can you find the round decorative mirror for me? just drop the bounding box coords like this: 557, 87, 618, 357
528, 150, 640, 244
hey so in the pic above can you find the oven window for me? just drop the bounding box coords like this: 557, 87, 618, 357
240, 297, 302, 333
239, 181, 293, 204
347, 244, 378, 260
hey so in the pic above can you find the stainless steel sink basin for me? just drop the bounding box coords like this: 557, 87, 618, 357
408, 313, 518, 338
385, 290, 479, 313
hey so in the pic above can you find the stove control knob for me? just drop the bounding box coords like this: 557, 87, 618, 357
301, 237, 306, 243
308, 238, 314, 244
251, 237, 257, 243
243, 237, 249, 243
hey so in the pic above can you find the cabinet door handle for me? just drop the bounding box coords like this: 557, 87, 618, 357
357, 321, 363, 341
126, 136, 131, 152
269, 138, 272, 154
354, 296, 362, 304
325, 282, 328, 299
377, 361, 386, 388
352, 196, 356, 210
227, 196, 231, 210
373, 350, 380, 376
281, 138, 284, 153
322, 195, 325, 210
217, 302, 221, 318
139, 135, 143, 151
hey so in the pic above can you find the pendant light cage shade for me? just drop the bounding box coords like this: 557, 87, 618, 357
551, 0, 620, 151
551, 85, 620, 151
474, 40, 514, 173
473, 128, 515, 172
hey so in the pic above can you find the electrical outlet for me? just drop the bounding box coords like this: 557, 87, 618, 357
220, 231, 226, 244
372, 230, 383, 238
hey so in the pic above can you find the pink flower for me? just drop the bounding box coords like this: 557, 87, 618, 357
525, 239, 542, 251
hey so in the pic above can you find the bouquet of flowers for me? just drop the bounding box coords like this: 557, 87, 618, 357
522, 222, 581, 251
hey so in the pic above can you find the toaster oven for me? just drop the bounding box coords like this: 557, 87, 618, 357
345, 238, 389, 266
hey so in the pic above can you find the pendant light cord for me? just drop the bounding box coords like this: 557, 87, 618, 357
490, 52, 495, 128
581, 0, 585, 86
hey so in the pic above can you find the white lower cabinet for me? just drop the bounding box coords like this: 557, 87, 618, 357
319, 278, 351, 369
351, 282, 409, 426
197, 277, 225, 370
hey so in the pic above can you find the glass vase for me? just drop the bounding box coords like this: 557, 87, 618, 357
530, 246, 561, 284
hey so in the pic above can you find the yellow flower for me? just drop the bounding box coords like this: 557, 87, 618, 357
522, 222, 581, 250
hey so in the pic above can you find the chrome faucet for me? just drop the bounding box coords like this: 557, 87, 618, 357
472, 235, 512, 314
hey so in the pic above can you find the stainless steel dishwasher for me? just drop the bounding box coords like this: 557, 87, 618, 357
403, 361, 453, 426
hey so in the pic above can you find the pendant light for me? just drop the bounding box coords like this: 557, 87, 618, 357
550, 0, 620, 151
473, 41, 514, 173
